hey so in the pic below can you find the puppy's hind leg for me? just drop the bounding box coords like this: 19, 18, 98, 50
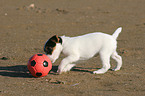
111, 51, 122, 71
93, 52, 111, 74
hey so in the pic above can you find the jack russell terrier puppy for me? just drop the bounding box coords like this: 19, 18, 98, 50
44, 27, 122, 74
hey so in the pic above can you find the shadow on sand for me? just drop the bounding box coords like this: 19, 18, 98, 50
0, 65, 59, 78
0, 65, 100, 78
0, 65, 33, 78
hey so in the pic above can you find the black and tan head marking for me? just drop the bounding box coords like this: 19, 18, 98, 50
44, 35, 62, 55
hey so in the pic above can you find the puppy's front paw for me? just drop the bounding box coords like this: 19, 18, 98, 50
57, 67, 66, 74
57, 69, 62, 74
57, 64, 76, 74
64, 64, 76, 72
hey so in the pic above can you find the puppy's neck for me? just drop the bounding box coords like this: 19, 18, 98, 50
60, 36, 71, 45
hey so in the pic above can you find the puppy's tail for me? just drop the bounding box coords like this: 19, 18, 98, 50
112, 27, 122, 40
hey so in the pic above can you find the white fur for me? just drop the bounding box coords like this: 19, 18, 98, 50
47, 43, 63, 63
47, 27, 122, 74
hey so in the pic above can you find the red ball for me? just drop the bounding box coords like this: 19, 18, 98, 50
27, 53, 52, 77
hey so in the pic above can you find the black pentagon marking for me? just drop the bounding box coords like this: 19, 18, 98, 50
31, 60, 36, 66
43, 61, 48, 67
36, 72, 42, 77
37, 54, 43, 56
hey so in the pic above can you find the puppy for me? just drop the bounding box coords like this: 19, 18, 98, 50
44, 27, 122, 74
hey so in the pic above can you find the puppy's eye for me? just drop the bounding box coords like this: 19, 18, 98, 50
44, 39, 56, 55
46, 40, 56, 47
44, 47, 53, 55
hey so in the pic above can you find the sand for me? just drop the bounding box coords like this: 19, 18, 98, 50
0, 0, 145, 96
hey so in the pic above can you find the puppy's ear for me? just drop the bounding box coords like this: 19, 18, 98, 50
50, 35, 59, 43
44, 35, 62, 55
44, 40, 56, 55
50, 35, 62, 44
58, 37, 62, 44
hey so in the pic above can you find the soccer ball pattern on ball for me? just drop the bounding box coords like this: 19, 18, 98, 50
27, 54, 52, 77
